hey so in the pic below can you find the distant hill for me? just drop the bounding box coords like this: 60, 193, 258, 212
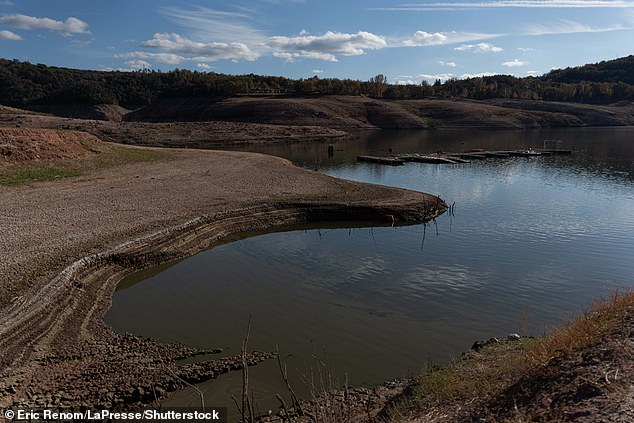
544, 55, 634, 85
1, 56, 634, 109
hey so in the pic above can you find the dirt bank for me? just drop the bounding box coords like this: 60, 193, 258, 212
0, 127, 103, 169
0, 145, 446, 411
3, 97, 634, 153
0, 107, 348, 148
124, 95, 634, 130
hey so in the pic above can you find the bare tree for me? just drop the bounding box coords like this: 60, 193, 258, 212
369, 74, 388, 97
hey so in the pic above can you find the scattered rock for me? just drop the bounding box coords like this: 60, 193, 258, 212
472, 337, 501, 352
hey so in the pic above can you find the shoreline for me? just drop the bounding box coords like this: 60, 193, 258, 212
0, 147, 446, 410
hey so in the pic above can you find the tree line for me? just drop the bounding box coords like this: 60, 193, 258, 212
1, 55, 633, 107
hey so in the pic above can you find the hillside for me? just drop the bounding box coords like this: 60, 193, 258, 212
2, 97, 633, 148
2, 56, 634, 110
544, 55, 634, 85
125, 95, 634, 130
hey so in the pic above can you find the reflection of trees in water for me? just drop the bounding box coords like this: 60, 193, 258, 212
234, 128, 634, 182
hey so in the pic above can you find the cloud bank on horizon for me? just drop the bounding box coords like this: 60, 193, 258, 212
0, 0, 633, 82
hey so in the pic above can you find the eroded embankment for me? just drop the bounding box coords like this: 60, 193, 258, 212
0, 198, 445, 410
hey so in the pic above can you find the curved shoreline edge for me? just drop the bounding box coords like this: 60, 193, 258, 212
0, 198, 446, 409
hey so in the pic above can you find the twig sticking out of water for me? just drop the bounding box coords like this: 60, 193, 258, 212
162, 361, 206, 412
240, 314, 253, 422
449, 202, 456, 217
276, 394, 292, 422
421, 222, 428, 250
276, 345, 304, 416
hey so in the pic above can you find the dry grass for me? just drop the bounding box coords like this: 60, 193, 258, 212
385, 290, 634, 422
526, 291, 634, 371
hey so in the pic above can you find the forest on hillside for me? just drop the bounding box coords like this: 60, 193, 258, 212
1, 55, 634, 107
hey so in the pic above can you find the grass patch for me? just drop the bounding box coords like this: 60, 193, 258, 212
0, 164, 82, 185
92, 146, 167, 167
1, 146, 168, 186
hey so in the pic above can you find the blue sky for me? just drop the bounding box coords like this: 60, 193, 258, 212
1, 0, 633, 83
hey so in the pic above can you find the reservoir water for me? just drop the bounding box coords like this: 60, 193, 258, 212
105, 127, 634, 412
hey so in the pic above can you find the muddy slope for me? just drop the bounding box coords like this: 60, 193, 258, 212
0, 108, 347, 147
124, 96, 428, 129
0, 127, 103, 168
125, 95, 634, 129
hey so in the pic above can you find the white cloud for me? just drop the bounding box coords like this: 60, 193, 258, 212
417, 73, 455, 81
0, 29, 21, 40
119, 30, 386, 65
419, 71, 499, 81
266, 31, 386, 62
396, 79, 417, 85
372, 1, 634, 10
403, 31, 448, 46
526, 70, 541, 76
140, 33, 259, 61
0, 14, 90, 35
523, 19, 628, 35
419, 72, 501, 82
126, 60, 151, 69
273, 50, 337, 62
160, 6, 266, 44
312, 69, 324, 73
438, 60, 457, 67
518, 47, 534, 52
455, 42, 503, 53
402, 30, 499, 47
460, 72, 498, 78
115, 51, 186, 65
503, 59, 528, 67
196, 63, 214, 70
0, 1, 14, 5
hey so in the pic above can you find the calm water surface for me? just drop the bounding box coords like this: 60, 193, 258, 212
106, 128, 634, 412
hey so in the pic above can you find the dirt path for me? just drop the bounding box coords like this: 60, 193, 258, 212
0, 147, 445, 410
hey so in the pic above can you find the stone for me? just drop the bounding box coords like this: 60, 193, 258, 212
471, 340, 487, 352
508, 333, 521, 341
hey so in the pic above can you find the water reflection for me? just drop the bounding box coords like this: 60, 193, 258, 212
107, 127, 634, 415
222, 127, 634, 186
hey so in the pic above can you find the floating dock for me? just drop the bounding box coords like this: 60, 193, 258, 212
453, 153, 487, 160
356, 155, 405, 166
539, 149, 572, 155
357, 147, 572, 166
398, 154, 463, 164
